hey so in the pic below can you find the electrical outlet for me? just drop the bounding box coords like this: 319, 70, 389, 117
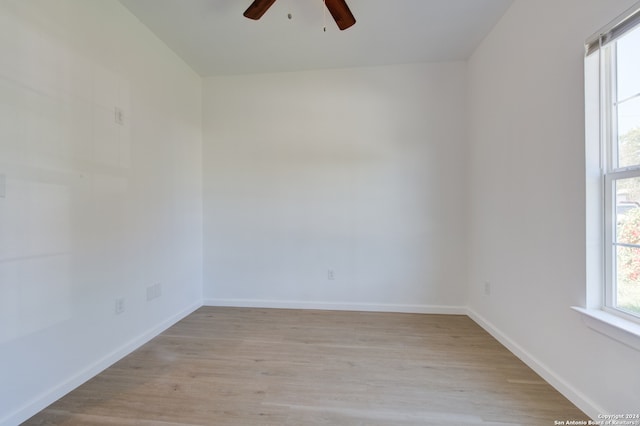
115, 297, 125, 314
146, 283, 162, 301
328, 269, 335, 280
483, 281, 491, 296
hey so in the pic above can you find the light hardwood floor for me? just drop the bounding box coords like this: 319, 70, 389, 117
24, 307, 586, 425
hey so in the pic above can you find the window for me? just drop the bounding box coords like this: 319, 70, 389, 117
603, 25, 640, 321
584, 3, 640, 327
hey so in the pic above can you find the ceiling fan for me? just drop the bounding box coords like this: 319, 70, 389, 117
243, 0, 356, 31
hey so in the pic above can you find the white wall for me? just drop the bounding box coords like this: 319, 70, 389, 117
0, 1, 203, 424
467, 0, 639, 417
6, 0, 637, 422
203, 63, 468, 312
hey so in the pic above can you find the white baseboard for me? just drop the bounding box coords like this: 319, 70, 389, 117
466, 308, 602, 421
2, 301, 202, 426
204, 298, 467, 315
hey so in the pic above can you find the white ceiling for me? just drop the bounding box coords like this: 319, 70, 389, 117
120, 0, 513, 76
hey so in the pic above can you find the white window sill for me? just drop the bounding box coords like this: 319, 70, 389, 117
572, 306, 640, 352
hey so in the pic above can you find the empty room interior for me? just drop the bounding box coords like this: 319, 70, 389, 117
1, 0, 640, 425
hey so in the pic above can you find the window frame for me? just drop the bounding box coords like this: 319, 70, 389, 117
576, 1, 640, 350
600, 32, 640, 323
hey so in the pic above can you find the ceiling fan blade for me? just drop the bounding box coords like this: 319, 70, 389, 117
324, 0, 356, 30
243, 0, 277, 20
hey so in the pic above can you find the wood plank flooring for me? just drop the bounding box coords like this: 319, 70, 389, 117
24, 307, 586, 425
